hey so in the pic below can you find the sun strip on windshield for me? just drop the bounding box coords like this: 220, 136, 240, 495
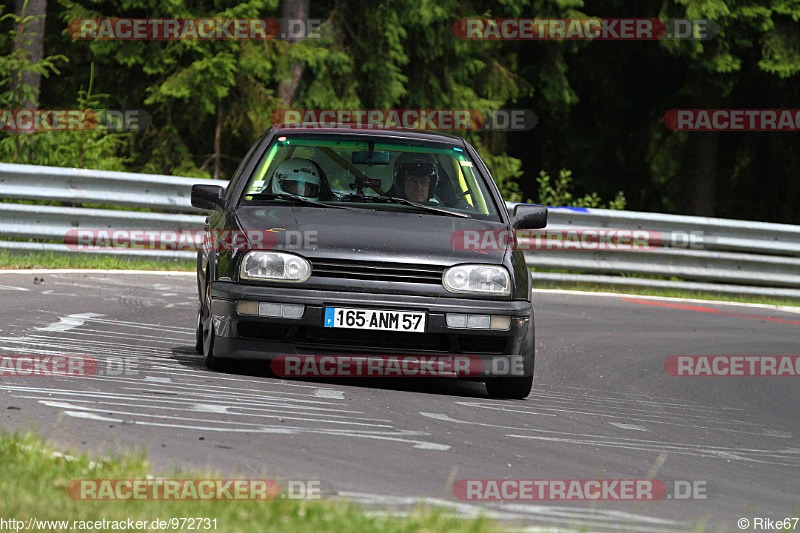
275, 137, 457, 157
456, 156, 488, 212
246, 143, 280, 196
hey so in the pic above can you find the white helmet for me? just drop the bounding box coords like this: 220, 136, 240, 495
271, 158, 322, 198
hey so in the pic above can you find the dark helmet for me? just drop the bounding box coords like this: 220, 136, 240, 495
392, 153, 438, 200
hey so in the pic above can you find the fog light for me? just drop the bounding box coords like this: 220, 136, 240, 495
446, 314, 468, 328
258, 302, 305, 319
258, 302, 282, 317
490, 315, 512, 330
237, 300, 258, 315
281, 304, 305, 319
467, 314, 491, 329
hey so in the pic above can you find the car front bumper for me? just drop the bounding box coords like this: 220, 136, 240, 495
209, 281, 534, 377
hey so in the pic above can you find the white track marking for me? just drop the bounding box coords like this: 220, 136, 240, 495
529, 390, 744, 411
63, 411, 120, 422
36, 313, 103, 332
420, 413, 800, 465
608, 422, 648, 431
536, 384, 746, 408
41, 400, 396, 428
315, 388, 345, 399
55, 328, 190, 344
78, 318, 194, 333
452, 401, 774, 436
504, 433, 800, 465
3, 384, 346, 410
40, 290, 78, 296
13, 394, 385, 419
0, 284, 29, 291
457, 398, 748, 420
23, 334, 178, 354
144, 376, 172, 383
52, 405, 450, 450
192, 404, 230, 413
413, 443, 450, 450
338, 491, 684, 532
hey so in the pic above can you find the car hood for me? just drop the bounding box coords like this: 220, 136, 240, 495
233, 206, 509, 266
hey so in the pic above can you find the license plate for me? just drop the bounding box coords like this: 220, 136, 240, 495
324, 307, 426, 332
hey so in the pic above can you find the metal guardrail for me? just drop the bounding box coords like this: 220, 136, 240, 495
1, 162, 799, 298
508, 203, 800, 298
0, 163, 212, 260
0, 163, 206, 212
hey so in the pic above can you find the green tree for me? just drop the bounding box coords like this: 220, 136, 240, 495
0, 0, 66, 162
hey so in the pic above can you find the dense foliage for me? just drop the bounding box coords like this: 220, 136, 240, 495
1, 0, 798, 221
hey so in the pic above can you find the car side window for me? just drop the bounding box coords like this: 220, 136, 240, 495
224, 137, 263, 201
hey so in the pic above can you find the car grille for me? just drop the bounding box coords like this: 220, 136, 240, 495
295, 326, 449, 353
310, 258, 445, 284
293, 327, 508, 355
238, 322, 292, 341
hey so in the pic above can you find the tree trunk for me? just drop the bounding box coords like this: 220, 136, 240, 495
276, 0, 310, 106
213, 104, 222, 180
685, 132, 719, 216
14, 0, 47, 109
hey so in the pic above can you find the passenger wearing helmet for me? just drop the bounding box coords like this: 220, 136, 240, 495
270, 158, 322, 199
392, 153, 439, 203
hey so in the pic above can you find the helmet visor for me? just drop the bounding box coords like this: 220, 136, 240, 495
398, 162, 436, 179
278, 178, 320, 198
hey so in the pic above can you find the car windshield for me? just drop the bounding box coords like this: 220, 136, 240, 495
239, 135, 503, 221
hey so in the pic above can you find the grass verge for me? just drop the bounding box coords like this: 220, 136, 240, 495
0, 250, 194, 271
0, 432, 497, 533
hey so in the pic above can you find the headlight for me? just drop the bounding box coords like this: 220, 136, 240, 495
442, 264, 510, 295
240, 252, 311, 282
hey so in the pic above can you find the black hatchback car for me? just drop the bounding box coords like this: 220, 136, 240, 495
191, 126, 547, 399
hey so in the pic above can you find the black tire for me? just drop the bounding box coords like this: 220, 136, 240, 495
485, 308, 535, 399
200, 268, 223, 371
484, 374, 533, 399
202, 316, 223, 370
195, 307, 204, 354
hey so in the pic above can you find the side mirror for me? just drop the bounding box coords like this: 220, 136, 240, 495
511, 204, 547, 229
191, 184, 227, 211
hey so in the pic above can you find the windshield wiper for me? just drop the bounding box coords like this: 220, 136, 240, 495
340, 194, 470, 218
245, 192, 351, 209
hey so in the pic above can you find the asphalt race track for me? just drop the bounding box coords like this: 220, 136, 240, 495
1, 271, 798, 532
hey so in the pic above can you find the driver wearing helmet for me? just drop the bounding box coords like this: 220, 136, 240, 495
392, 153, 439, 203
270, 158, 323, 199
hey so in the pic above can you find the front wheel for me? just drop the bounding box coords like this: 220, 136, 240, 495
485, 312, 535, 399
195, 307, 204, 354
484, 374, 533, 399
200, 269, 223, 370
202, 316, 223, 370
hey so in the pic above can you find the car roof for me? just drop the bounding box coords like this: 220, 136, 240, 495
269, 124, 466, 146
